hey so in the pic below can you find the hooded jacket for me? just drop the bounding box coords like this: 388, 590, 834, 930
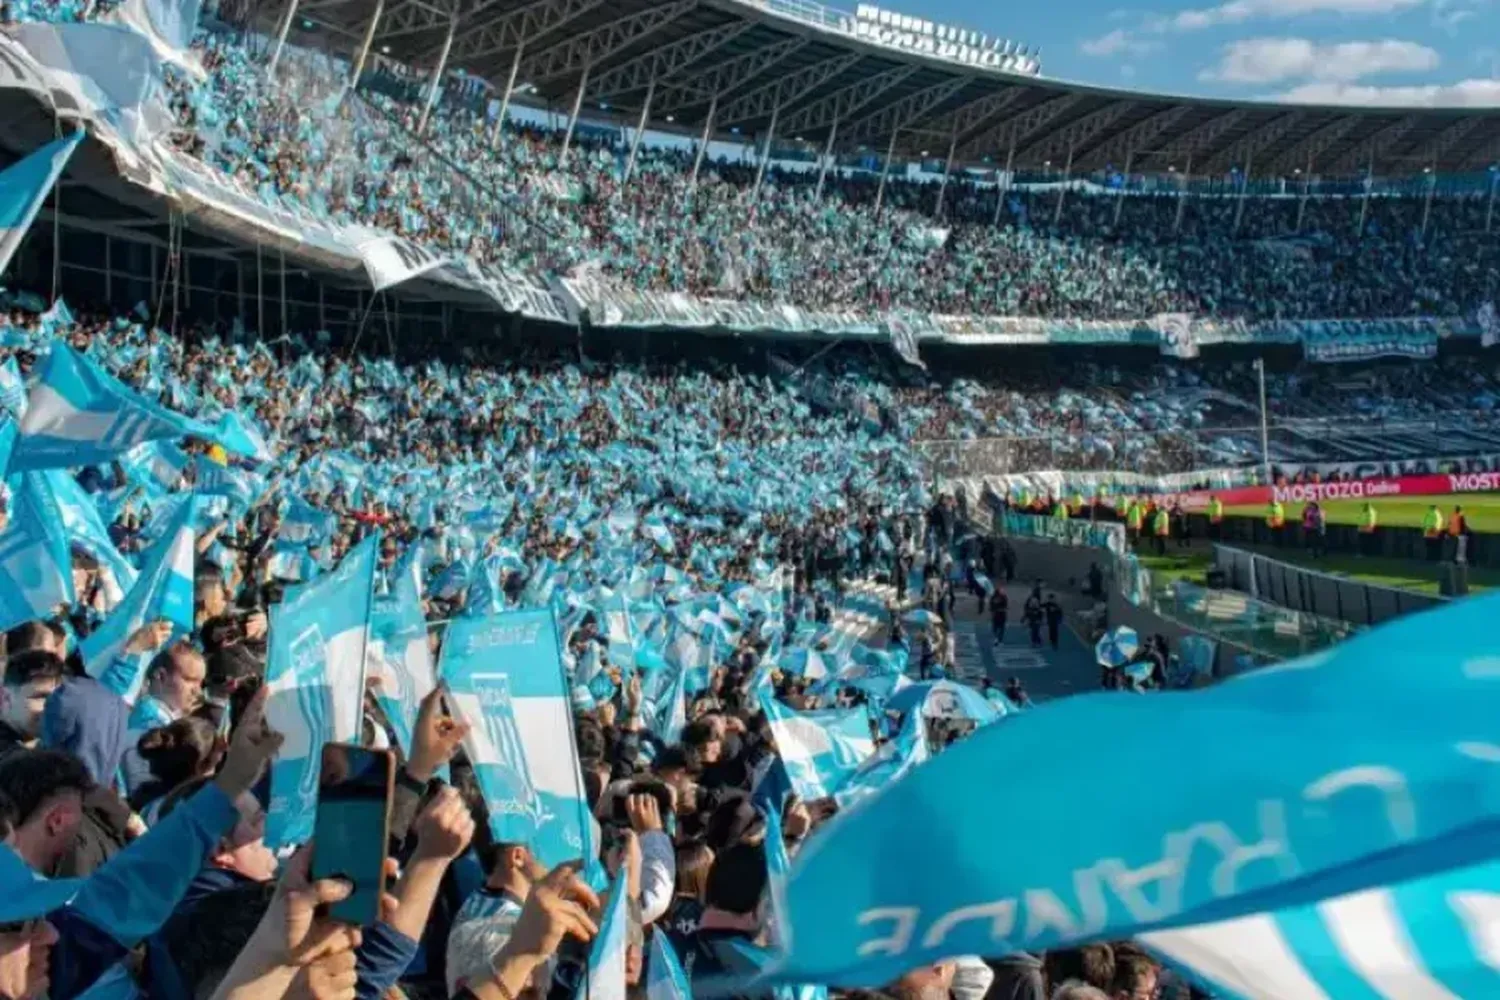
41, 678, 136, 877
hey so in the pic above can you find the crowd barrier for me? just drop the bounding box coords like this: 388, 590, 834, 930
997, 511, 1355, 667
1213, 544, 1444, 627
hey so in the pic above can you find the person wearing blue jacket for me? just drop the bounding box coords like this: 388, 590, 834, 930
0, 686, 284, 1000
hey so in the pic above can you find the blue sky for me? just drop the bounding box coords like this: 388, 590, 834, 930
893, 0, 1499, 106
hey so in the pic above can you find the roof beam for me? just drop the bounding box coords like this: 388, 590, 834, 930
1073, 104, 1190, 171
439, 0, 607, 67
1460, 123, 1500, 171
1015, 101, 1134, 166
1405, 115, 1490, 169
655, 37, 810, 113
716, 52, 864, 126
772, 63, 918, 137
955, 92, 1084, 162
1199, 111, 1306, 175
837, 76, 970, 145
1323, 113, 1423, 175
1154, 107, 1250, 164
908, 87, 1025, 144
588, 21, 753, 102
1261, 114, 1360, 176
516, 0, 695, 85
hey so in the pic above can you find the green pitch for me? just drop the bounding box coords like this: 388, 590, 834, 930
1223, 492, 1500, 532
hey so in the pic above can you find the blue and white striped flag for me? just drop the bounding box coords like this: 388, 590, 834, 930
647, 933, 691, 1000
209, 409, 274, 463
81, 495, 196, 691
48, 468, 137, 608
758, 694, 874, 802
0, 472, 74, 630
264, 535, 377, 848
439, 608, 591, 867
8, 343, 212, 473
0, 132, 83, 280
367, 542, 436, 760
577, 873, 629, 1000
830, 709, 929, 810
758, 592, 1500, 989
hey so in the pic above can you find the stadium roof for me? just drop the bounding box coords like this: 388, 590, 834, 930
277, 0, 1500, 178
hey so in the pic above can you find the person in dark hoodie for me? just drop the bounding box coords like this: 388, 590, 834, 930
38, 675, 136, 877
0, 650, 66, 756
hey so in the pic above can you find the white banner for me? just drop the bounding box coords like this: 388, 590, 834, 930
356, 236, 452, 292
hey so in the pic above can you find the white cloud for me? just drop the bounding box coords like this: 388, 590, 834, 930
1160, 0, 1427, 32
1201, 37, 1441, 83
1270, 77, 1500, 104
1080, 28, 1161, 56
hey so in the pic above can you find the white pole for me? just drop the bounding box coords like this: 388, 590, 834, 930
1174, 153, 1191, 233
558, 60, 592, 167
1112, 146, 1132, 227
814, 118, 838, 200
491, 41, 525, 149
1487, 170, 1497, 234
1295, 151, 1311, 233
416, 17, 456, 135
1420, 168, 1436, 238
688, 94, 717, 195
1358, 149, 1374, 236
267, 0, 299, 77
624, 78, 655, 182
345, 0, 383, 97
1051, 142, 1074, 227
1256, 357, 1271, 484
874, 127, 899, 215
751, 101, 779, 202
992, 142, 1014, 226
1233, 153, 1251, 233
934, 125, 958, 220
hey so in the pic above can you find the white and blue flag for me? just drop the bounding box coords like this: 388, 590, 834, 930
264, 535, 377, 848
439, 608, 591, 867
577, 873, 629, 1000
81, 494, 196, 690
761, 593, 1500, 988
830, 709, 929, 810
48, 467, 138, 608
0, 358, 26, 418
9, 343, 212, 473
0, 472, 74, 630
647, 933, 692, 1000
758, 694, 874, 802
367, 542, 437, 761
0, 132, 83, 280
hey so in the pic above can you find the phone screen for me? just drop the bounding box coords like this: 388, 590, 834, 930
311, 743, 395, 925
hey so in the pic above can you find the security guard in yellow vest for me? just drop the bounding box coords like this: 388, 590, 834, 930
1125, 500, 1144, 544
1266, 499, 1286, 546
1152, 506, 1171, 556
1357, 501, 1377, 557
1207, 495, 1224, 540
1423, 504, 1446, 561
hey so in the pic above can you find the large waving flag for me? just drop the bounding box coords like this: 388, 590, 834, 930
264, 535, 377, 848
0, 358, 26, 418
0, 472, 75, 630
647, 933, 692, 1000
760, 593, 1500, 988
577, 874, 629, 1000
81, 495, 196, 692
830, 709, 929, 810
1142, 857, 1500, 999
0, 133, 83, 281
9, 343, 213, 473
439, 607, 592, 867
367, 542, 437, 760
47, 468, 138, 608
758, 694, 874, 802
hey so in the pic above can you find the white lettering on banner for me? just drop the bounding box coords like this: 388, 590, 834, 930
461, 621, 543, 654
839, 754, 1495, 960
1451, 473, 1500, 493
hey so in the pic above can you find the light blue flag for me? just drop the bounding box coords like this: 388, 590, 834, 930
368, 542, 437, 760
264, 536, 377, 848
47, 469, 138, 607
439, 608, 591, 867
757, 694, 874, 802
647, 933, 692, 1000
9, 343, 213, 473
577, 873, 630, 1000
651, 658, 689, 745
0, 472, 75, 630
762, 593, 1500, 988
0, 358, 26, 418
209, 409, 274, 463
81, 495, 196, 691
0, 133, 83, 280
831, 710, 930, 811
1142, 856, 1500, 999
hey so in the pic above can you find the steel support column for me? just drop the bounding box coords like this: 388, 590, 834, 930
1421, 169, 1436, 238
751, 101, 779, 203
1052, 143, 1074, 228
1357, 150, 1374, 236
1233, 154, 1251, 234
933, 124, 958, 220
814, 119, 838, 201
558, 60, 592, 167
268, 0, 299, 77
1173, 154, 1192, 234
624, 78, 654, 182
346, 0, 383, 95
492, 41, 525, 148
1112, 147, 1132, 228
874, 127, 899, 216
688, 94, 717, 196
1488, 171, 1497, 234
992, 143, 1014, 227
417, 16, 457, 135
